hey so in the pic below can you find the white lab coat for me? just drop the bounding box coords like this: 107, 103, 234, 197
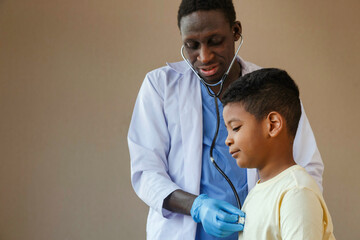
128, 58, 324, 240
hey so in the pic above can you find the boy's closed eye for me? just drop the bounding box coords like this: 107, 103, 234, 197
232, 126, 241, 132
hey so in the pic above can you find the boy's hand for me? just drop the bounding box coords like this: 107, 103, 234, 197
190, 194, 245, 237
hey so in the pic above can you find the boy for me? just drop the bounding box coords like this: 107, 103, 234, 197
221, 68, 335, 240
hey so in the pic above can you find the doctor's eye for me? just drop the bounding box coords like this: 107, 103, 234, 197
185, 41, 199, 50
209, 36, 223, 46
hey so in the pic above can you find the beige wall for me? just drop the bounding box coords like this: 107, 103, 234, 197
0, 0, 359, 239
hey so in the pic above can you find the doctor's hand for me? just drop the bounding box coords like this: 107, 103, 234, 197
190, 194, 245, 238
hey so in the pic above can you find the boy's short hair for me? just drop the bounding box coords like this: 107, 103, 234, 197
177, 0, 236, 29
221, 68, 301, 137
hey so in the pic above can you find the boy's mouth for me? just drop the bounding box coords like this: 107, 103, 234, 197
230, 150, 240, 158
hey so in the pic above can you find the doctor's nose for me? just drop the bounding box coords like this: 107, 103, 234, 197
197, 46, 214, 64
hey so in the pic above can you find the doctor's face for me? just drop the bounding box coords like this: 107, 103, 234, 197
180, 10, 241, 84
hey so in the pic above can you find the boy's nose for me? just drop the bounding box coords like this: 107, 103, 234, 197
225, 136, 233, 147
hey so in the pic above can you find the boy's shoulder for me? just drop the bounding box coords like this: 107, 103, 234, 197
287, 165, 321, 192
256, 165, 321, 195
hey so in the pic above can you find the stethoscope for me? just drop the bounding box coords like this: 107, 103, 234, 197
181, 34, 244, 210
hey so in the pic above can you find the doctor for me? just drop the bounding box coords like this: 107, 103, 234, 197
128, 0, 324, 239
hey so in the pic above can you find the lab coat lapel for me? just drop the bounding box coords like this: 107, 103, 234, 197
178, 71, 203, 195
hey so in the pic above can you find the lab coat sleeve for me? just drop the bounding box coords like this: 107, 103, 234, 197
293, 102, 324, 191
128, 71, 181, 217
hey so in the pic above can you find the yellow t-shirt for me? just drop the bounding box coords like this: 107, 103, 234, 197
239, 165, 335, 240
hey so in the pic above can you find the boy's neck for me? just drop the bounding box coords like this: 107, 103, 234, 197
257, 146, 296, 183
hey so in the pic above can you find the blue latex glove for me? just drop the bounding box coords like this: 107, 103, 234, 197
190, 194, 245, 238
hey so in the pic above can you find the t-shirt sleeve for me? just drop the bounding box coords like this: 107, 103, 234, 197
280, 187, 324, 240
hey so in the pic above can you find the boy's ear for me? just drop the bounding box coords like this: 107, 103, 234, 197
266, 112, 283, 137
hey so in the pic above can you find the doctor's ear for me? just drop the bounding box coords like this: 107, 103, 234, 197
266, 112, 283, 137
232, 21, 242, 41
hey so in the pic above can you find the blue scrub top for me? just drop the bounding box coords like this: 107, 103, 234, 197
196, 83, 248, 240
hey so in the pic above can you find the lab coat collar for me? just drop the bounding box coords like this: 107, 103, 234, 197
166, 61, 190, 74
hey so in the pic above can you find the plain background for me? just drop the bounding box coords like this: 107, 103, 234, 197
0, 0, 359, 239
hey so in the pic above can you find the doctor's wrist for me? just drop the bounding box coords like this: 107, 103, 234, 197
163, 189, 197, 216
190, 194, 209, 222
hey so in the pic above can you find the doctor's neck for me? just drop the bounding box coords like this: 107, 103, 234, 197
212, 61, 242, 100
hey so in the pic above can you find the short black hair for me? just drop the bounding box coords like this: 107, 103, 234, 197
177, 0, 236, 29
222, 68, 301, 137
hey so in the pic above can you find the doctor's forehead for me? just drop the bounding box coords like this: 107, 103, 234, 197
179, 10, 230, 35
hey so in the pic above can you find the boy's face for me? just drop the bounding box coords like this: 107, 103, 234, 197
223, 102, 269, 168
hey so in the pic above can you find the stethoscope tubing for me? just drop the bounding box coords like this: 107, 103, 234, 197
180, 34, 244, 209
